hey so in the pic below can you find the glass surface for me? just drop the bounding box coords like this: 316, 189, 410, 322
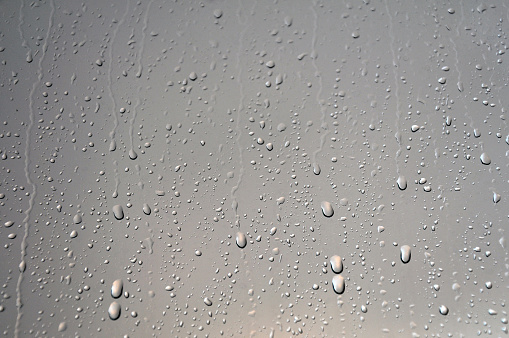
0, 0, 508, 336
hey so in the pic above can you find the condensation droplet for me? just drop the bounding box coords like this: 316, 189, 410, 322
439, 305, 449, 315
397, 176, 407, 190
236, 232, 247, 248
73, 214, 82, 224
480, 152, 491, 165
111, 279, 123, 299
313, 163, 321, 175
321, 201, 334, 217
330, 255, 343, 274
332, 275, 345, 294
112, 204, 124, 220
400, 245, 411, 263
143, 203, 151, 215
108, 301, 121, 320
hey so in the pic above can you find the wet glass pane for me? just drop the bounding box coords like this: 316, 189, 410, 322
0, 0, 508, 336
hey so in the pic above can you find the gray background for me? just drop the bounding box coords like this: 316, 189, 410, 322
0, 0, 508, 336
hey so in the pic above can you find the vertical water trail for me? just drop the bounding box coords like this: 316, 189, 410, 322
135, 0, 153, 79
454, 2, 475, 131
130, 96, 141, 158
310, 2, 328, 171
384, 0, 403, 177
17, 0, 31, 63
231, 0, 250, 228
108, 0, 130, 154
15, 1, 54, 336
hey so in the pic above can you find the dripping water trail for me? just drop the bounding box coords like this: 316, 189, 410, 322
15, 1, 54, 336
231, 0, 252, 228
108, 0, 130, 153
384, 0, 403, 176
310, 2, 328, 171
135, 0, 153, 79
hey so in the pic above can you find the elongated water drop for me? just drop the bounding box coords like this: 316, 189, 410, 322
400, 245, 411, 263
330, 255, 343, 274
321, 201, 334, 217
236, 232, 247, 248
112, 204, 124, 220
108, 301, 121, 320
111, 279, 123, 299
332, 275, 345, 294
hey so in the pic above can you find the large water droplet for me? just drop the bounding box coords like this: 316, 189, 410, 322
439, 305, 449, 315
108, 301, 121, 320
236, 232, 247, 248
321, 201, 334, 217
480, 152, 491, 165
111, 279, 123, 299
112, 204, 124, 220
330, 255, 343, 274
332, 275, 345, 294
400, 245, 411, 263
397, 176, 407, 190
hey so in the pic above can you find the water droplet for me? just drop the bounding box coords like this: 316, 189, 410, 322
19, 260, 26, 272
276, 196, 285, 205
277, 123, 286, 132
313, 163, 321, 175
143, 203, 151, 215
480, 153, 491, 165
400, 245, 411, 263
284, 16, 292, 26
493, 192, 501, 203
111, 279, 123, 298
332, 275, 345, 294
129, 149, 138, 160
204, 297, 213, 306
108, 301, 121, 320
321, 201, 334, 217
4, 221, 14, 227
58, 322, 67, 332
70, 230, 78, 238
112, 204, 124, 220
330, 255, 343, 274
439, 305, 449, 315
213, 9, 223, 18
397, 176, 407, 190
236, 232, 247, 248
73, 214, 82, 224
